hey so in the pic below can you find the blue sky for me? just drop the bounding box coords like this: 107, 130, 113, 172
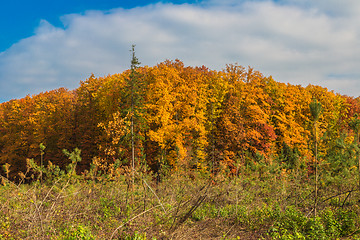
1, 0, 360, 102
0, 0, 196, 51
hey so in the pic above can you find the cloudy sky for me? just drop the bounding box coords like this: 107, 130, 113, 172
1, 0, 360, 102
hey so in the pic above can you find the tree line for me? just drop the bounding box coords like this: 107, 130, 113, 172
1, 59, 360, 181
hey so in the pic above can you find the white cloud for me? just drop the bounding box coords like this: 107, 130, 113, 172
1, 0, 360, 101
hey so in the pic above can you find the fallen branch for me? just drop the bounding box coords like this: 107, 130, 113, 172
321, 187, 358, 204
109, 204, 162, 240
136, 171, 166, 213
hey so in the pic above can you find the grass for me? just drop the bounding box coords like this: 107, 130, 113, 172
1, 162, 360, 239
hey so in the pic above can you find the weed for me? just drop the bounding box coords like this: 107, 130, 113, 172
61, 225, 94, 240
2, 157, 360, 239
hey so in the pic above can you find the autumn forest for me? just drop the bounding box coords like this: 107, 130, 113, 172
1, 57, 360, 181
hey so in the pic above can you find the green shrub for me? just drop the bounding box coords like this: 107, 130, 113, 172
62, 225, 94, 240
122, 232, 156, 240
269, 207, 360, 239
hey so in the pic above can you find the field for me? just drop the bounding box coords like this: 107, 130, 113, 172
2, 158, 360, 240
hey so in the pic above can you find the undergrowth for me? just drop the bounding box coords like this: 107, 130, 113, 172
1, 152, 360, 239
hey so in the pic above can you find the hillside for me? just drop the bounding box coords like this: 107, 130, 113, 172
1, 59, 359, 180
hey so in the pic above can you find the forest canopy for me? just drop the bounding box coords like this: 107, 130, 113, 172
1, 59, 360, 180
